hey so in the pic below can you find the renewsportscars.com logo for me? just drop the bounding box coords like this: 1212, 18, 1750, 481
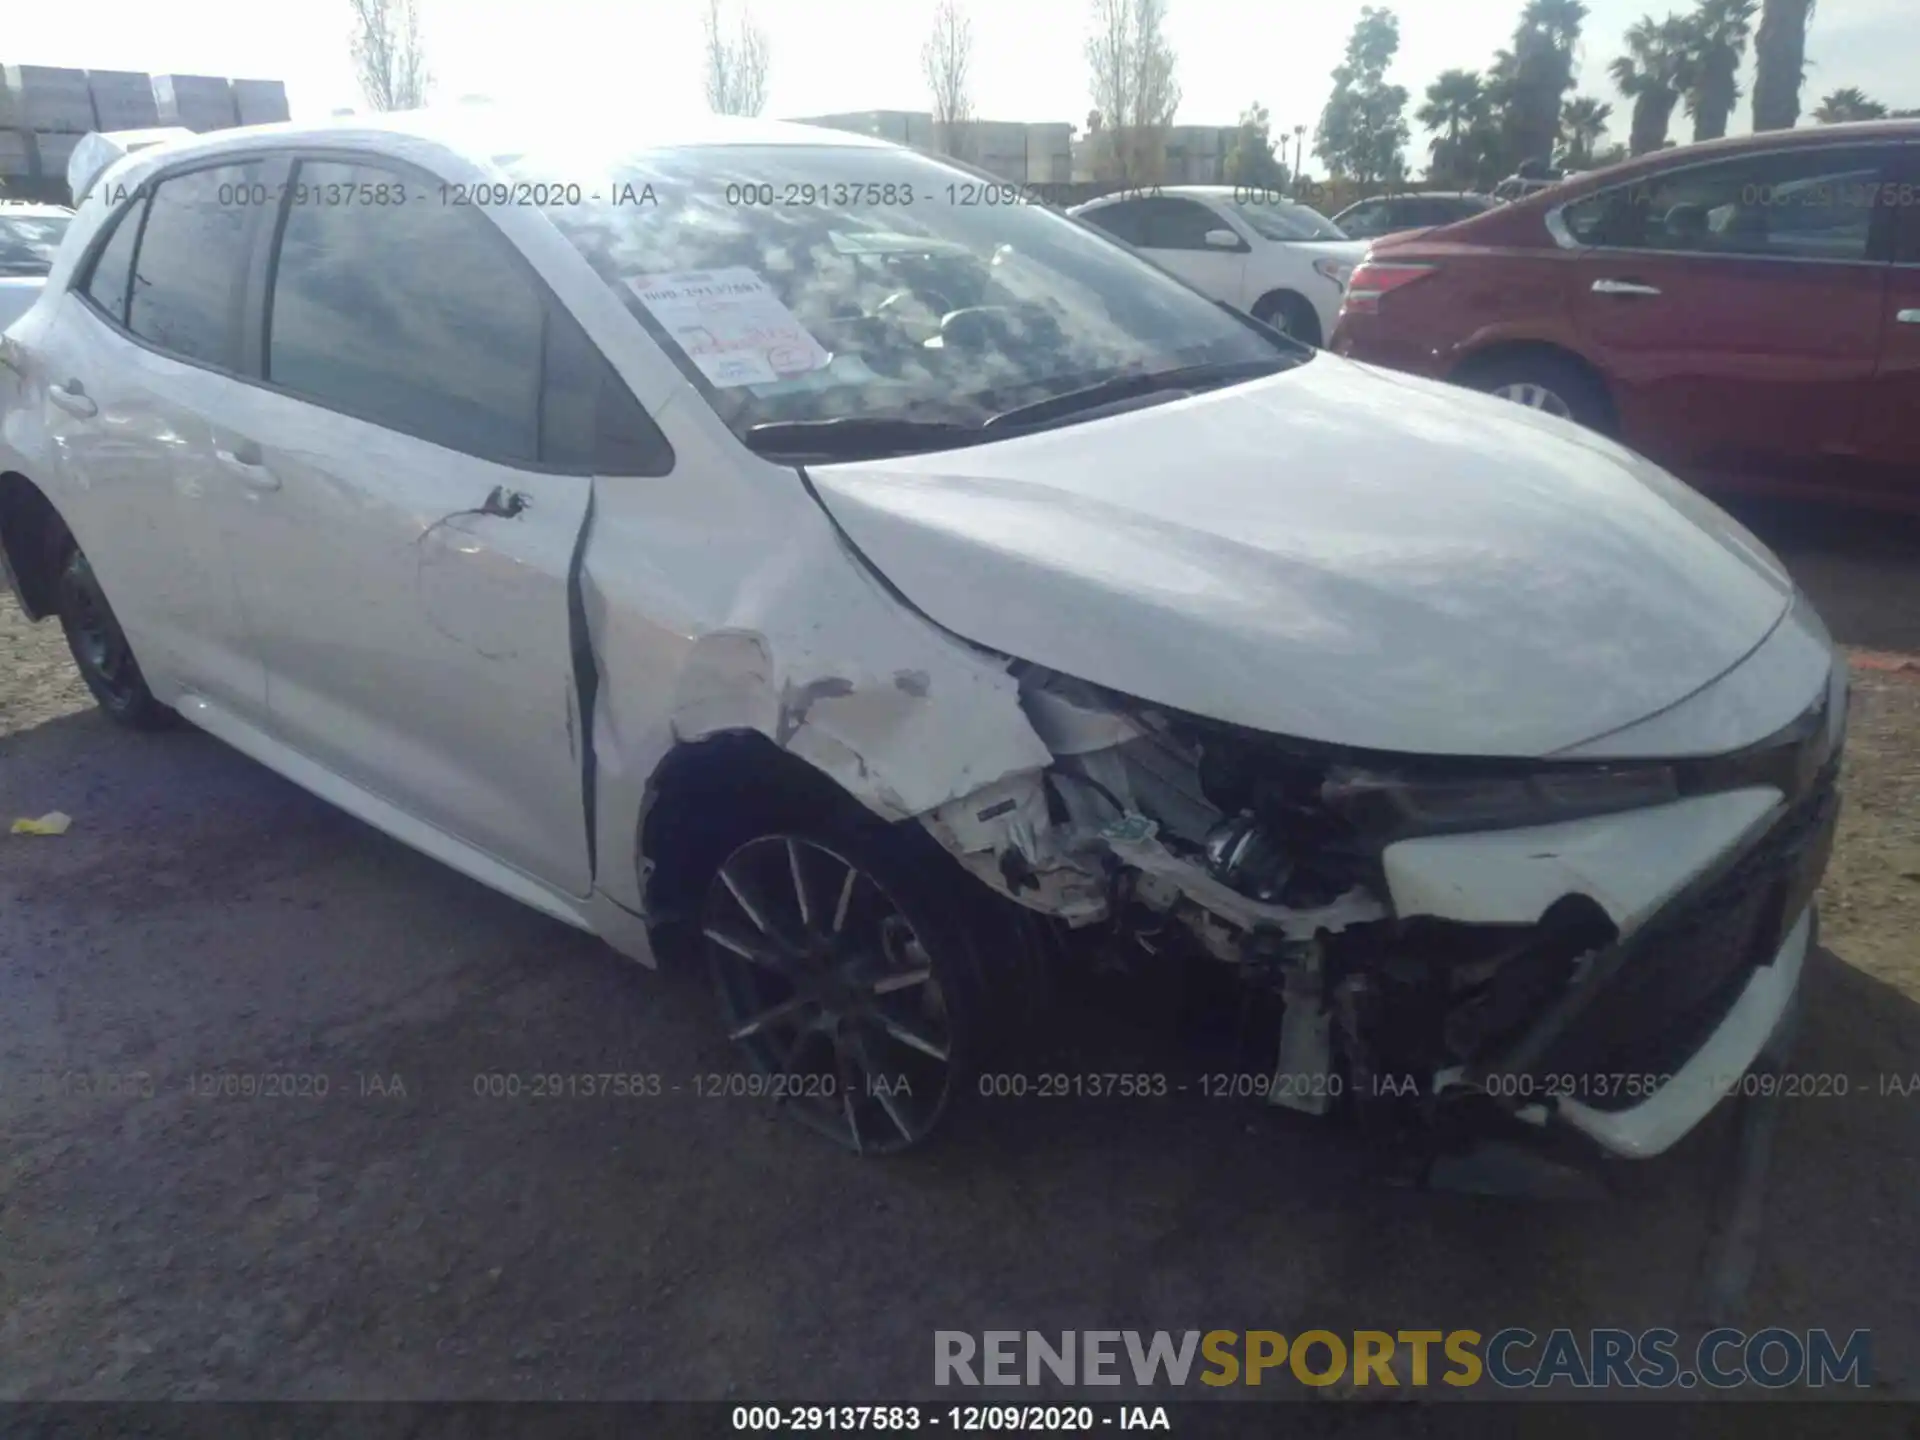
934, 1328, 1873, 1390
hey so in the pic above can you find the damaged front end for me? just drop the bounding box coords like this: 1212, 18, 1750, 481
920, 665, 1843, 1167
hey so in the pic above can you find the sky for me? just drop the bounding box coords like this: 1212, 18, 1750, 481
7, 0, 1916, 157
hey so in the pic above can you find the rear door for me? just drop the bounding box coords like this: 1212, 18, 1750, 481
1560, 141, 1897, 489
213, 153, 673, 895
32, 158, 280, 718
1858, 143, 1920, 498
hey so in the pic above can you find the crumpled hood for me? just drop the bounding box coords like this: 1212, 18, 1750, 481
807, 353, 1795, 758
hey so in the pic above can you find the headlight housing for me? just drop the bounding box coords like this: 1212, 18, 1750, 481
1321, 763, 1681, 840
1313, 256, 1356, 289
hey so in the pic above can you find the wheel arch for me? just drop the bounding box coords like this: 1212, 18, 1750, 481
0, 470, 69, 620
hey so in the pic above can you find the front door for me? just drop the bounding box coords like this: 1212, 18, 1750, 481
1562, 140, 1898, 490
216, 156, 597, 895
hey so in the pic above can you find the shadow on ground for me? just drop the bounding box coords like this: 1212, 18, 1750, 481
2, 700, 1917, 1401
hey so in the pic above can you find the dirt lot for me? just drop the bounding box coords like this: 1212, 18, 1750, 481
2, 500, 1919, 1403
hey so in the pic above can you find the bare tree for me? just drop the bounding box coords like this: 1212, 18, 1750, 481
1085, 0, 1180, 184
704, 0, 771, 118
922, 0, 976, 158
348, 0, 431, 112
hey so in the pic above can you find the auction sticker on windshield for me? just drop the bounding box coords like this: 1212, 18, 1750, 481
627, 267, 831, 388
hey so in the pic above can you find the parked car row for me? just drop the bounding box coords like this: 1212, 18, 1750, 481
0, 110, 1849, 1179
1331, 120, 1920, 513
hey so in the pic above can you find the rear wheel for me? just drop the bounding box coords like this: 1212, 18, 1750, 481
700, 816, 986, 1156
1461, 352, 1614, 433
52, 541, 173, 730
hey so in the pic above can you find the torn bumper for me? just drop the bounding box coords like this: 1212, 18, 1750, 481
1460, 753, 1840, 1161
1549, 905, 1811, 1159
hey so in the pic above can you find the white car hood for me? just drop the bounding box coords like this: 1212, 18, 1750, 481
807, 354, 1795, 758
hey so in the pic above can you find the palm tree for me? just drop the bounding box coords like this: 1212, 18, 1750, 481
1417, 69, 1491, 186
1559, 96, 1613, 166
1683, 0, 1757, 140
1609, 15, 1700, 155
1812, 87, 1888, 123
1752, 0, 1815, 131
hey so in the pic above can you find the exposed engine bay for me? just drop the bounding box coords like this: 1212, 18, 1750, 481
921, 665, 1837, 1150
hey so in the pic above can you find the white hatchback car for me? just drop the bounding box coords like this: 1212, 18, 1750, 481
1069, 185, 1369, 346
0, 110, 1846, 1170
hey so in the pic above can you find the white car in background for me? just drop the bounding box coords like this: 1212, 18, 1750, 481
0, 203, 77, 331
1069, 186, 1368, 346
0, 110, 1846, 1173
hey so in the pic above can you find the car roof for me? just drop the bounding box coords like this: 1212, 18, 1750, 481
95, 103, 891, 179
1504, 118, 1920, 209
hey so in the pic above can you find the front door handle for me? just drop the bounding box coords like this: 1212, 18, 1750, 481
48, 380, 97, 418
1898, 309, 1920, 325
215, 444, 281, 491
1592, 278, 1663, 297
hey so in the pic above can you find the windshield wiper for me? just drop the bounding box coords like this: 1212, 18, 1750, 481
982, 357, 1293, 432
743, 415, 986, 463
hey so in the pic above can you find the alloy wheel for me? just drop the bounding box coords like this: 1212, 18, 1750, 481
1490, 381, 1574, 420
702, 835, 958, 1155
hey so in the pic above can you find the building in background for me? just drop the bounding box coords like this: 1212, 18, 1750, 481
0, 65, 289, 203
788, 110, 1073, 185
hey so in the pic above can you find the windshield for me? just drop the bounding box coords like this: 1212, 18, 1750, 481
0, 214, 71, 276
1228, 200, 1347, 242
515, 145, 1297, 448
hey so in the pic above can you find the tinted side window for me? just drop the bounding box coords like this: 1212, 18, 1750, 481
1562, 146, 1892, 261
1139, 198, 1228, 249
81, 193, 147, 326
1083, 200, 1151, 244
1340, 202, 1388, 236
540, 308, 675, 476
267, 159, 545, 462
127, 163, 265, 368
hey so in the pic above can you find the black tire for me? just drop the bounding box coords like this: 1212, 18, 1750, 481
51, 539, 174, 730
1253, 291, 1322, 348
696, 794, 996, 1157
1460, 352, 1614, 433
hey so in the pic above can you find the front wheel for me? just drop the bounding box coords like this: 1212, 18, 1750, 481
700, 824, 984, 1156
1253, 292, 1323, 348
52, 542, 173, 730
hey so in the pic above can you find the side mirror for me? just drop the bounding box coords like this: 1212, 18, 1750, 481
1203, 228, 1242, 250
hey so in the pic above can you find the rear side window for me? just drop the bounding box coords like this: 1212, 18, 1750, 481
81, 194, 146, 325
1562, 145, 1893, 262
267, 157, 670, 472
1082, 200, 1150, 245
127, 162, 266, 369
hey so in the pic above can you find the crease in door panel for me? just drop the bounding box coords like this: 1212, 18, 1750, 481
567, 485, 600, 884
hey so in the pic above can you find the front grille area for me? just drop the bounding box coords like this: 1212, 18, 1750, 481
1529, 760, 1840, 1109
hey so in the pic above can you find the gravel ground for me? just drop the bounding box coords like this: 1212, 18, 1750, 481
2, 500, 1919, 1402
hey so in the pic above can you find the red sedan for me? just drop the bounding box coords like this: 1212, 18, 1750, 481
1330, 121, 1920, 511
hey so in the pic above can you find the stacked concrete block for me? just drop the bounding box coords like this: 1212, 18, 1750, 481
0, 130, 35, 180
154, 74, 238, 132
88, 70, 160, 130
4, 65, 97, 132
232, 79, 291, 126
33, 132, 81, 184
1025, 124, 1072, 184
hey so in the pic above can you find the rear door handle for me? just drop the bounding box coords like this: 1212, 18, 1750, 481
215, 444, 280, 491
1898, 309, 1920, 325
1592, 278, 1663, 297
48, 380, 97, 418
